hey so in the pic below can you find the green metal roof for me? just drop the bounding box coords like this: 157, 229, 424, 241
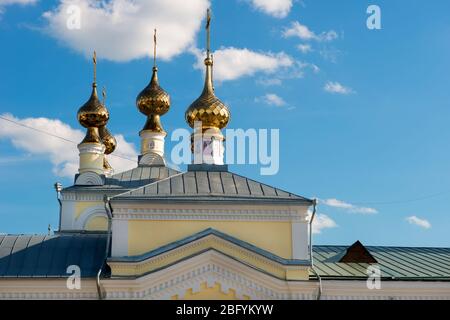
312, 245, 450, 281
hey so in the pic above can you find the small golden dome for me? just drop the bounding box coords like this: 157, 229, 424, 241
77, 83, 109, 129
185, 58, 230, 130
136, 67, 170, 117
99, 125, 116, 155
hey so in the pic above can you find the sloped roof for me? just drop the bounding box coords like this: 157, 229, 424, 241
1, 232, 450, 281
63, 165, 180, 191
0, 233, 107, 278
312, 245, 450, 281
112, 169, 312, 204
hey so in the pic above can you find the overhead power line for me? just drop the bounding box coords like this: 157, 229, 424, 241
348, 191, 450, 206
0, 115, 136, 163
1, 115, 449, 206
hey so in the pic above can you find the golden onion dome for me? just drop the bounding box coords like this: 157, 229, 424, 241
185, 58, 230, 130
99, 125, 116, 155
77, 52, 110, 145
136, 67, 170, 117
77, 83, 109, 129
185, 9, 230, 130
136, 29, 170, 133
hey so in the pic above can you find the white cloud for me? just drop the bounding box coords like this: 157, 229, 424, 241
256, 78, 282, 86
0, 0, 36, 4
246, 0, 293, 18
406, 216, 431, 229
0, 113, 138, 178
321, 198, 378, 215
324, 81, 354, 95
43, 0, 209, 62
297, 43, 312, 54
283, 21, 338, 42
283, 21, 315, 40
0, 0, 37, 14
256, 93, 286, 107
307, 211, 337, 234
319, 47, 342, 63
192, 47, 294, 82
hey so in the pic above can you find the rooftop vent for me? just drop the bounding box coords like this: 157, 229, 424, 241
339, 240, 378, 264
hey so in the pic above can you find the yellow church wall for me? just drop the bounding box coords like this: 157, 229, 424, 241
85, 216, 108, 231
109, 234, 309, 279
74, 201, 103, 220
128, 220, 293, 259
172, 282, 250, 300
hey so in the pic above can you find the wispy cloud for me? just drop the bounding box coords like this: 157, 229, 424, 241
319, 47, 342, 63
324, 81, 354, 95
0, 0, 37, 4
406, 216, 431, 229
256, 93, 287, 107
308, 211, 338, 234
283, 21, 338, 42
0, 154, 34, 164
43, 0, 209, 62
0, 0, 37, 15
321, 198, 378, 215
256, 78, 283, 86
245, 0, 293, 18
192, 47, 294, 82
297, 43, 312, 54
0, 113, 138, 178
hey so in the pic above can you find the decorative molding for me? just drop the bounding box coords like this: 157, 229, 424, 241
75, 205, 107, 229
78, 143, 105, 155
62, 192, 115, 201
103, 251, 450, 300
139, 153, 166, 166
75, 172, 104, 186
113, 207, 308, 222
105, 251, 287, 300
0, 279, 99, 300
109, 234, 309, 279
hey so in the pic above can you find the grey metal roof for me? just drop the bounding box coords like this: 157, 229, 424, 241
0, 233, 107, 278
312, 245, 450, 281
1, 231, 449, 281
112, 170, 312, 203
63, 165, 180, 191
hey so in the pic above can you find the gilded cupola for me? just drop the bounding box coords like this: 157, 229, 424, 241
136, 29, 171, 133
77, 51, 109, 144
98, 87, 117, 173
185, 9, 230, 131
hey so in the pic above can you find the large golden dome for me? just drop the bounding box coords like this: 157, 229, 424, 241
185, 58, 230, 130
185, 9, 230, 130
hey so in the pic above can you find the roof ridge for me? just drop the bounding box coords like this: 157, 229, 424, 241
228, 171, 312, 202
111, 171, 185, 199
314, 244, 450, 250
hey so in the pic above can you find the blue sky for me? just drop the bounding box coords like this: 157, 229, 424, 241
1, 0, 450, 247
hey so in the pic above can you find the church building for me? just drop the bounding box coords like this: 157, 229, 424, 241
0, 9, 449, 300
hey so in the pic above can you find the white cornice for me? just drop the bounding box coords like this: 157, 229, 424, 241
112, 207, 308, 222
102, 250, 450, 300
